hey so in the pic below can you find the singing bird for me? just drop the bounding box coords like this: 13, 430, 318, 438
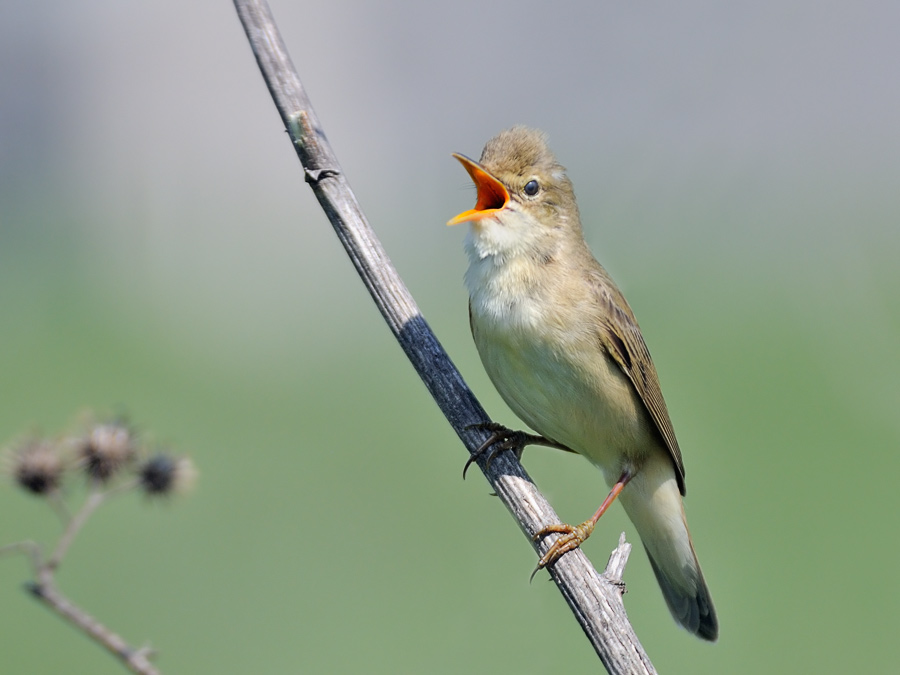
448, 126, 717, 640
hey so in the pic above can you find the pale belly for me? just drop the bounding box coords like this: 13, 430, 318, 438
472, 310, 658, 485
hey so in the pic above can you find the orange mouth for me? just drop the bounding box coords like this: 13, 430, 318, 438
447, 153, 510, 226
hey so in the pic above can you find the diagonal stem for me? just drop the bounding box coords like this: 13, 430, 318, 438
27, 575, 159, 675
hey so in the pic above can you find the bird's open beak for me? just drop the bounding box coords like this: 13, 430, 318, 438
447, 153, 510, 226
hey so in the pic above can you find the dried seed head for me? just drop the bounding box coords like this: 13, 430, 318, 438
138, 454, 197, 496
8, 439, 65, 495
80, 423, 136, 482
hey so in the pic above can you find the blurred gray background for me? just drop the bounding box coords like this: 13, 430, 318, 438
1, 1, 898, 672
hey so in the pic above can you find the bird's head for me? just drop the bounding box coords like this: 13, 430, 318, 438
448, 126, 579, 260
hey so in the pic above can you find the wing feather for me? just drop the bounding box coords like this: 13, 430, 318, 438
589, 271, 687, 494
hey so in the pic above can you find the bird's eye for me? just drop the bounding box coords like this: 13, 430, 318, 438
524, 180, 540, 196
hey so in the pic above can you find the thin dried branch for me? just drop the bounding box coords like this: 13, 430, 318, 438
27, 574, 159, 675
233, 2, 656, 673
3, 522, 160, 675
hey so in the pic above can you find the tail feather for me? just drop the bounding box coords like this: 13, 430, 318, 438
617, 453, 718, 641
646, 545, 718, 641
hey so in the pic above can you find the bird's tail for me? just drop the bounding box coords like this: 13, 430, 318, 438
618, 454, 718, 641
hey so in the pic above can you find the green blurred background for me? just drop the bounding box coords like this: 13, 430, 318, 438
2, 1, 898, 673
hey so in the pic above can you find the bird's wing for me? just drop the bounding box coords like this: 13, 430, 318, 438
588, 271, 687, 494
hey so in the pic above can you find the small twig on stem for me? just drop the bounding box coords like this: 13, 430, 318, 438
47, 489, 105, 569
46, 490, 72, 524
0, 540, 43, 566
47, 479, 136, 570
233, 2, 656, 673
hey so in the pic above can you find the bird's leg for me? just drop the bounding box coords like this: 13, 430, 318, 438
531, 469, 633, 577
463, 422, 572, 479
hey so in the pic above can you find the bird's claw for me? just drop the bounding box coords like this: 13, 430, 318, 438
462, 423, 531, 479
530, 519, 596, 579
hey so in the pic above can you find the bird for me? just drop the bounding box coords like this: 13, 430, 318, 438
447, 126, 718, 641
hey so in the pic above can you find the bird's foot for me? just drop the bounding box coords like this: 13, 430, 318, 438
463, 422, 558, 478
529, 471, 631, 579
530, 519, 596, 579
